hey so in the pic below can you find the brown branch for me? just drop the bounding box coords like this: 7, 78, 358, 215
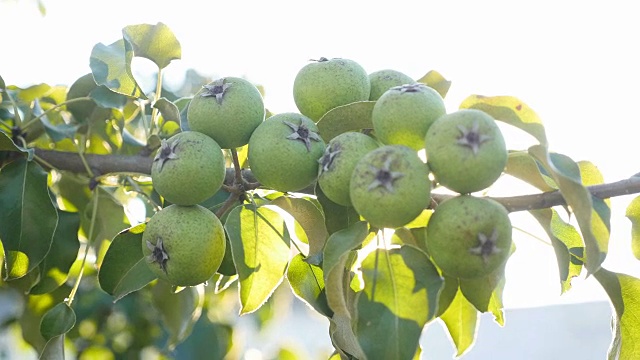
32, 149, 640, 213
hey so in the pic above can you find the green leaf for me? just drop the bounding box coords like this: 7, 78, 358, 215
30, 209, 80, 294
625, 195, 640, 260
0, 130, 34, 159
530, 208, 584, 293
416, 70, 451, 98
66, 73, 101, 123
316, 101, 376, 142
122, 22, 181, 69
355, 246, 444, 360
224, 204, 291, 314
286, 253, 333, 317
323, 221, 370, 277
0, 158, 58, 280
594, 268, 640, 359
12, 83, 51, 102
38, 335, 65, 360
174, 312, 232, 360
33, 99, 78, 142
530, 145, 608, 274
39, 302, 75, 341
315, 183, 361, 235
153, 97, 180, 123
439, 288, 479, 357
89, 85, 128, 109
152, 280, 204, 350
90, 39, 146, 98
271, 196, 329, 265
504, 150, 557, 191
460, 95, 547, 146
83, 186, 130, 248
98, 223, 157, 301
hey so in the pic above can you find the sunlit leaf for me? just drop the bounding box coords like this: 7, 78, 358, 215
504, 150, 557, 191
98, 223, 156, 301
0, 158, 58, 280
122, 22, 181, 69
90, 39, 145, 98
287, 253, 332, 317
33, 99, 78, 142
38, 335, 65, 360
625, 195, 640, 260
530, 145, 608, 274
439, 288, 479, 357
460, 95, 547, 146
30, 210, 80, 295
173, 312, 232, 360
224, 204, 291, 314
416, 70, 451, 98
82, 186, 130, 249
323, 221, 369, 277
11, 83, 51, 102
530, 208, 584, 293
316, 101, 376, 142
594, 268, 640, 359
40, 302, 75, 341
271, 196, 329, 264
152, 280, 204, 350
355, 246, 444, 360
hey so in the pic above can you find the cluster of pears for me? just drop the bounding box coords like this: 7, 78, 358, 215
144, 77, 266, 286
291, 57, 513, 279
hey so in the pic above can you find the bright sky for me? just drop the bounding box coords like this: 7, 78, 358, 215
1, 0, 639, 309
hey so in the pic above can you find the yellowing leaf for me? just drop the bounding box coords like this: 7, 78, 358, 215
625, 195, 640, 260
439, 289, 479, 357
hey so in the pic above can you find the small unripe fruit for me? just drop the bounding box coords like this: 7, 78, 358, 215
426, 195, 512, 279
317, 132, 380, 206
372, 83, 446, 151
425, 109, 507, 194
293, 57, 370, 122
187, 76, 265, 149
151, 131, 226, 206
350, 145, 431, 228
248, 112, 325, 192
142, 204, 226, 286
368, 69, 415, 101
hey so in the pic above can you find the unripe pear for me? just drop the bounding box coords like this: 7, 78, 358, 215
350, 145, 431, 228
317, 132, 380, 206
425, 109, 507, 194
142, 204, 226, 286
368, 69, 415, 101
248, 112, 326, 192
151, 131, 226, 206
293, 57, 370, 122
187, 76, 265, 149
426, 195, 512, 279
372, 83, 446, 151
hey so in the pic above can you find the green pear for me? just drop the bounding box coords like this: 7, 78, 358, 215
368, 69, 415, 101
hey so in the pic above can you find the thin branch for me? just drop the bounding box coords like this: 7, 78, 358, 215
28, 149, 640, 213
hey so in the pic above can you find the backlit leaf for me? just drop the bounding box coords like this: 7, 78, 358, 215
271, 196, 329, 264
594, 268, 640, 359
355, 246, 444, 360
287, 253, 332, 317
30, 210, 80, 295
530, 145, 608, 274
224, 204, 291, 314
33, 99, 78, 142
90, 39, 145, 98
460, 95, 547, 146
39, 302, 75, 341
625, 195, 640, 260
316, 101, 376, 142
98, 223, 156, 301
416, 70, 451, 98
439, 288, 479, 357
504, 150, 556, 192
152, 280, 204, 350
530, 208, 584, 293
153, 97, 180, 123
0, 158, 58, 280
122, 22, 181, 69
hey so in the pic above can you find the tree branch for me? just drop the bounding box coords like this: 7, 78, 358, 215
33, 149, 640, 213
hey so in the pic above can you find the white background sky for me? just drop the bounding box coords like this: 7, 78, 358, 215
1, 0, 639, 310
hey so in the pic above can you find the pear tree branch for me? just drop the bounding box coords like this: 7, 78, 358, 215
32, 148, 640, 213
